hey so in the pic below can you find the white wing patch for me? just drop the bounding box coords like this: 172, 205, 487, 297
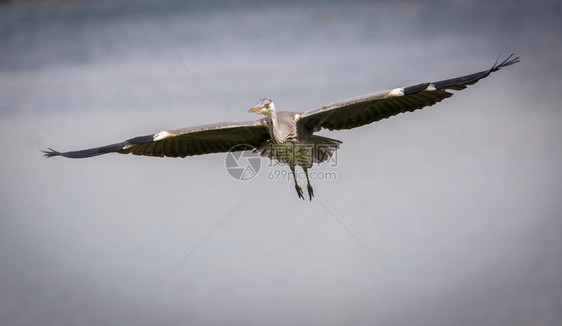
386, 88, 405, 97
154, 131, 173, 141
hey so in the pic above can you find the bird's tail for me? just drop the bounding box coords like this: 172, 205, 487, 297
309, 135, 342, 165
255, 136, 342, 167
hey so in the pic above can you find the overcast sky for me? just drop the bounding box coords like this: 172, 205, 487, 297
1, 1, 561, 325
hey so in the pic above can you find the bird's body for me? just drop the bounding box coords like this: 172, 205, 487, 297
265, 110, 298, 142
248, 105, 343, 199
43, 55, 519, 200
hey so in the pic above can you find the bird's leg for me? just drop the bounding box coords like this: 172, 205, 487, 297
290, 165, 304, 200
303, 167, 314, 201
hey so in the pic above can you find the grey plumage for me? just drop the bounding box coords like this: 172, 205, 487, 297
43, 54, 519, 200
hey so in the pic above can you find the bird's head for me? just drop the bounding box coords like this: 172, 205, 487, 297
249, 97, 275, 117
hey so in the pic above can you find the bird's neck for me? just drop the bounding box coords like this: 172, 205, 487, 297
265, 109, 282, 143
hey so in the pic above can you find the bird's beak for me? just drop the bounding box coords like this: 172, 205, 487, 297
248, 106, 262, 113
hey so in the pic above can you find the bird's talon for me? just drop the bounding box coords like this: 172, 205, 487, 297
295, 185, 304, 200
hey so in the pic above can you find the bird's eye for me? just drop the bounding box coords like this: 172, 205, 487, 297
265, 103, 270, 108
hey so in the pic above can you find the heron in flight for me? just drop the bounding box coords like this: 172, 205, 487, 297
43, 55, 519, 200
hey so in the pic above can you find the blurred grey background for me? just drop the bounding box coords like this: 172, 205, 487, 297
1, 0, 561, 325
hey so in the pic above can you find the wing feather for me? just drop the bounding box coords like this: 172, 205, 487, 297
298, 54, 519, 131
43, 120, 270, 159
124, 120, 270, 158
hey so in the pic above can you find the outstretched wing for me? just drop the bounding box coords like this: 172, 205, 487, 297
43, 119, 270, 159
297, 54, 519, 132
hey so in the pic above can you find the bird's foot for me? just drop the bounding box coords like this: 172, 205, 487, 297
307, 184, 314, 201
295, 184, 304, 200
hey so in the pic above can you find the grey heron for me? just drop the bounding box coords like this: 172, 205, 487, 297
43, 55, 519, 200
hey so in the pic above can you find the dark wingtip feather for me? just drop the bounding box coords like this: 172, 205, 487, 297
431, 54, 519, 91
492, 53, 520, 71
41, 148, 61, 158
403, 83, 431, 95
